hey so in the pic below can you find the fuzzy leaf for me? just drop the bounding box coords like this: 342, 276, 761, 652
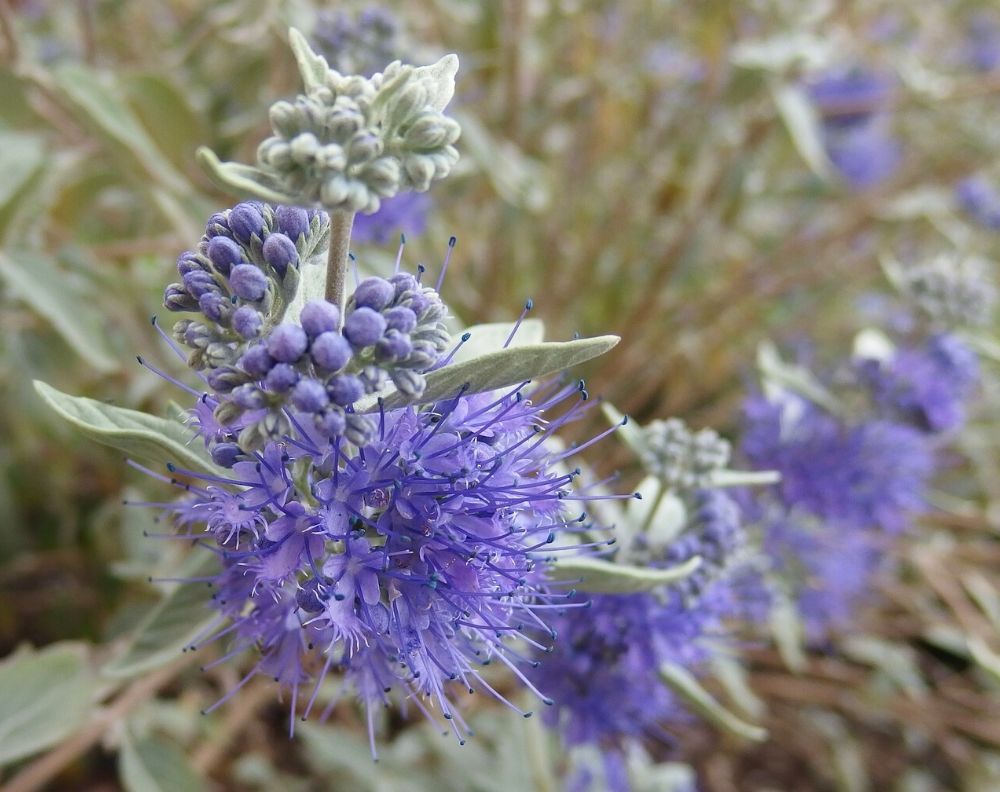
197, 147, 301, 205
706, 469, 781, 488
0, 132, 46, 242
451, 318, 546, 364
103, 553, 220, 678
772, 83, 834, 179
34, 380, 222, 477
757, 341, 843, 416
379, 335, 620, 409
412, 54, 459, 112
0, 252, 119, 373
53, 63, 189, 198
0, 642, 99, 766
601, 402, 647, 457
548, 555, 702, 594
288, 27, 331, 93
659, 662, 768, 742
119, 732, 206, 792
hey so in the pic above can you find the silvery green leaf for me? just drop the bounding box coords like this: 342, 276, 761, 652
103, 553, 219, 678
197, 147, 301, 205
711, 655, 766, 720
410, 54, 459, 112
730, 33, 833, 71
706, 469, 781, 488
378, 335, 619, 409
772, 83, 834, 179
287, 27, 332, 93
968, 636, 1000, 686
34, 381, 223, 477
770, 585, 807, 672
119, 731, 206, 792
841, 636, 928, 698
0, 251, 119, 373
53, 63, 190, 200
658, 662, 768, 742
757, 341, 843, 416
0, 131, 45, 242
602, 402, 647, 458
961, 331, 1000, 364
548, 555, 702, 594
451, 318, 545, 364
0, 642, 99, 766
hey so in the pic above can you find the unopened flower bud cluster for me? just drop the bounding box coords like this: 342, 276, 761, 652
900, 253, 997, 327
257, 57, 460, 213
164, 202, 451, 452
164, 202, 328, 371
638, 418, 731, 490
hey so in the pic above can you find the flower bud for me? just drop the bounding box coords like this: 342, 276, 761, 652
353, 277, 395, 311
343, 307, 387, 348
310, 331, 352, 372
292, 378, 330, 413
232, 306, 263, 340
228, 203, 265, 244
274, 206, 310, 242
240, 344, 275, 378
265, 363, 300, 393
262, 233, 299, 277
300, 300, 341, 338
229, 264, 268, 301
327, 373, 365, 406
267, 323, 308, 363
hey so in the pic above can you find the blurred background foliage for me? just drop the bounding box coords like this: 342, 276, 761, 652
3, 0, 1000, 790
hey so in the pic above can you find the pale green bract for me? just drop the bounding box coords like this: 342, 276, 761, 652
658, 662, 768, 742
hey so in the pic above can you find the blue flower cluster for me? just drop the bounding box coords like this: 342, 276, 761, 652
148, 202, 627, 748
742, 331, 980, 638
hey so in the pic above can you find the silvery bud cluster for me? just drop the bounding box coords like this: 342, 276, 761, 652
899, 253, 997, 327
250, 30, 460, 213
639, 418, 732, 490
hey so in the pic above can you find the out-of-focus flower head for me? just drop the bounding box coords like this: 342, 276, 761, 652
313, 6, 401, 78
808, 68, 901, 190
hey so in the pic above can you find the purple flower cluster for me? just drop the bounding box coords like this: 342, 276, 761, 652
808, 69, 901, 190
529, 490, 751, 749
859, 334, 980, 434
158, 366, 618, 747
742, 330, 980, 637
313, 6, 400, 78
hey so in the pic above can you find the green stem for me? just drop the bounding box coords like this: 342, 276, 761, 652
324, 209, 355, 326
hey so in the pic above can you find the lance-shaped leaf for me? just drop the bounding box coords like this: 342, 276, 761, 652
119, 731, 206, 792
757, 341, 843, 416
451, 318, 546, 363
772, 83, 834, 180
288, 27, 332, 93
548, 555, 702, 594
0, 251, 119, 373
34, 380, 222, 477
103, 553, 220, 678
0, 642, 100, 766
197, 147, 300, 205
706, 469, 781, 488
602, 402, 647, 458
659, 662, 768, 742
378, 335, 620, 410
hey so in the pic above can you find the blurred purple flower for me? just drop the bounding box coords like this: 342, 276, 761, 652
352, 192, 431, 245
808, 69, 901, 190
742, 395, 933, 534
859, 334, 980, 434
965, 12, 1000, 72
956, 176, 1000, 230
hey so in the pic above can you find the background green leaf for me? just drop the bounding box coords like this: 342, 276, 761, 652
0, 642, 100, 766
548, 555, 702, 594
